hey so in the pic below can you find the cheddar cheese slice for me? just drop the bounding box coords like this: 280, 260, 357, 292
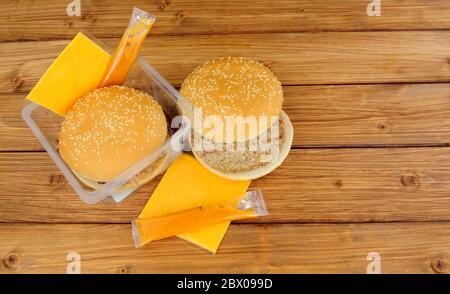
26, 32, 112, 117
138, 154, 251, 253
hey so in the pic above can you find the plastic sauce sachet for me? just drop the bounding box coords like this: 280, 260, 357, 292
101, 7, 156, 87
132, 189, 268, 248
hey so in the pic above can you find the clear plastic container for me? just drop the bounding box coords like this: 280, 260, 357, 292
22, 34, 190, 204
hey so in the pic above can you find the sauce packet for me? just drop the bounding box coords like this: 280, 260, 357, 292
132, 189, 268, 248
101, 7, 156, 87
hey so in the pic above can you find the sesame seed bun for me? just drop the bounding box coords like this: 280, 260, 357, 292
180, 57, 293, 180
191, 110, 293, 181
180, 57, 283, 143
59, 85, 168, 187
72, 154, 167, 190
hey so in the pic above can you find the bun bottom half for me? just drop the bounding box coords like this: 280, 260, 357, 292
191, 110, 293, 181
72, 154, 167, 191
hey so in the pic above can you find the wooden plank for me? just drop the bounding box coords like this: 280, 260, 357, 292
2, 148, 450, 223
2, 31, 450, 94
2, 0, 450, 41
287, 83, 450, 147
4, 83, 450, 151
1, 222, 449, 273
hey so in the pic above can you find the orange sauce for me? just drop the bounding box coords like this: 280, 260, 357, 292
134, 204, 256, 247
100, 19, 154, 87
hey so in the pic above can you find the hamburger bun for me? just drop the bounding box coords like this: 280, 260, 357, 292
59, 85, 168, 188
180, 57, 293, 180
180, 57, 284, 143
72, 154, 166, 190
191, 110, 293, 181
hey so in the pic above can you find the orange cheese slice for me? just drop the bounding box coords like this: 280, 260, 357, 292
138, 154, 251, 253
26, 32, 112, 117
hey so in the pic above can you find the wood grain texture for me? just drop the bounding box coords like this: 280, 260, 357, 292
2, 1, 450, 275
3, 148, 450, 223
4, 83, 450, 151
2, 0, 450, 41
1, 222, 449, 273
2, 31, 450, 94
287, 83, 450, 147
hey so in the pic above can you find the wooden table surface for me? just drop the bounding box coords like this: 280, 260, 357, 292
2, 0, 450, 274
